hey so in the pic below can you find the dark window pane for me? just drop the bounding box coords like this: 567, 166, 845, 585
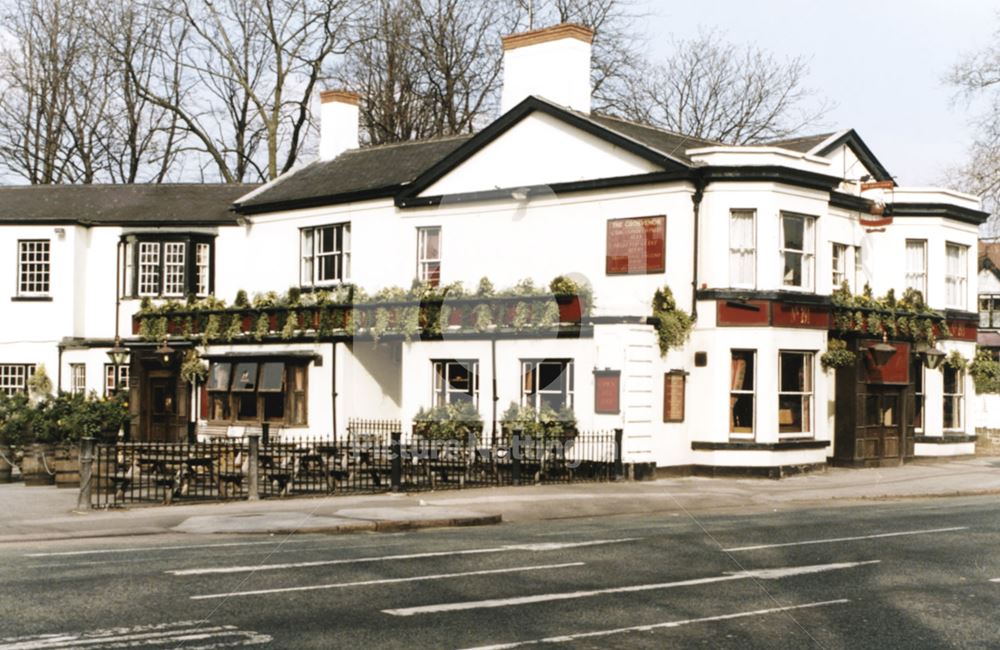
259, 362, 284, 392
780, 353, 805, 392
783, 216, 804, 250
263, 393, 285, 421
232, 363, 259, 391
320, 226, 335, 253
943, 367, 957, 394
207, 363, 231, 391
538, 363, 566, 392
865, 394, 880, 426
447, 363, 471, 392
730, 394, 754, 432
237, 394, 257, 420
731, 351, 754, 391
209, 393, 229, 421
779, 394, 804, 432
783, 252, 803, 285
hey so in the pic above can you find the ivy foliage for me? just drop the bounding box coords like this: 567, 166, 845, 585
970, 347, 1000, 394
651, 285, 693, 357
831, 283, 947, 345
820, 338, 856, 370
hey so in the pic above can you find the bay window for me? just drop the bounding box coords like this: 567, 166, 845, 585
301, 223, 350, 286
905, 240, 927, 297
943, 365, 964, 431
433, 359, 479, 406
124, 235, 214, 298
778, 351, 813, 437
206, 360, 308, 426
831, 243, 847, 288
729, 209, 755, 287
944, 243, 968, 309
521, 359, 574, 412
780, 213, 815, 290
729, 350, 755, 438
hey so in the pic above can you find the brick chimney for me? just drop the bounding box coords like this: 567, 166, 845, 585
500, 23, 594, 115
319, 90, 360, 161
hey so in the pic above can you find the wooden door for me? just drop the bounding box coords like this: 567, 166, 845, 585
856, 386, 905, 465
148, 377, 177, 442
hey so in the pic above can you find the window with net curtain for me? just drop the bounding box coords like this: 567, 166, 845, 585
944, 243, 968, 309
729, 209, 755, 288
905, 240, 927, 297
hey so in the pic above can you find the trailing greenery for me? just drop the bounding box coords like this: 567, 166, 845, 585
831, 283, 947, 345
820, 338, 856, 370
27, 364, 53, 399
651, 285, 694, 357
945, 350, 968, 372
135, 276, 594, 343
970, 347, 1000, 394
499, 402, 578, 438
179, 349, 208, 384
412, 402, 484, 442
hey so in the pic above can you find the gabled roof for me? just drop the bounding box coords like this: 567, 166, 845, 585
763, 133, 837, 153
235, 135, 472, 214
763, 129, 893, 183
0, 184, 257, 225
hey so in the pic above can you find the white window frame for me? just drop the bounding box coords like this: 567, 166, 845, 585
17, 240, 51, 297
944, 242, 968, 309
0, 363, 36, 396
728, 209, 756, 288
852, 244, 863, 293
162, 242, 186, 297
905, 239, 928, 298
779, 212, 816, 291
104, 363, 130, 396
195, 242, 211, 296
778, 351, 814, 439
137, 241, 161, 297
301, 223, 350, 286
70, 364, 87, 396
417, 226, 442, 287
520, 359, 574, 412
981, 295, 1000, 329
831, 243, 847, 289
943, 365, 965, 432
432, 359, 479, 407
913, 363, 924, 434
730, 350, 756, 440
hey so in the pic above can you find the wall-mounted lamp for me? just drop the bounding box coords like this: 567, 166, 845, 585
868, 333, 897, 367
154, 339, 175, 365
53, 227, 65, 239
915, 342, 946, 370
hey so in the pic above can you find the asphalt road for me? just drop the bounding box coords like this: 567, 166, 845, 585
2, 496, 1000, 649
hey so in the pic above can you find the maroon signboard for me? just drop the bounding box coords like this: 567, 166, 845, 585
944, 320, 978, 342
717, 300, 770, 326
594, 370, 621, 414
606, 216, 666, 275
771, 303, 832, 329
863, 341, 911, 385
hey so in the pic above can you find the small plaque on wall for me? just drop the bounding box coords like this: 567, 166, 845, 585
594, 370, 621, 414
663, 371, 686, 422
606, 215, 666, 275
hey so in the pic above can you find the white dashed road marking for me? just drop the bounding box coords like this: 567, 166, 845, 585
722, 526, 968, 552
168, 538, 638, 576
458, 599, 850, 649
0, 620, 271, 649
383, 560, 879, 616
191, 561, 585, 600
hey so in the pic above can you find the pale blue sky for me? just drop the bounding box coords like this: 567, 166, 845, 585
643, 0, 999, 186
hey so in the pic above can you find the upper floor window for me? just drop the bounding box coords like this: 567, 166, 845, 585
433, 359, 478, 406
521, 359, 574, 412
780, 213, 815, 290
778, 351, 813, 438
301, 223, 350, 286
417, 227, 442, 287
831, 243, 847, 289
981, 295, 1000, 329
905, 240, 927, 298
124, 236, 214, 299
943, 365, 964, 431
944, 243, 968, 309
730, 350, 755, 439
0, 363, 36, 396
853, 245, 863, 292
729, 209, 755, 288
17, 240, 50, 297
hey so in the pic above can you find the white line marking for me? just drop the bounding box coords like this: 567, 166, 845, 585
722, 526, 969, 552
168, 538, 637, 576
24, 539, 316, 558
990, 578, 1000, 583
191, 561, 584, 600
383, 560, 878, 616
0, 620, 271, 649
459, 599, 850, 649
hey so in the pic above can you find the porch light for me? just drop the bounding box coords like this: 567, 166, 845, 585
106, 337, 129, 368
916, 343, 946, 370
869, 334, 897, 367
155, 339, 175, 365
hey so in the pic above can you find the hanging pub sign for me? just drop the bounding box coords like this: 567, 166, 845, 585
594, 370, 621, 414
606, 215, 666, 275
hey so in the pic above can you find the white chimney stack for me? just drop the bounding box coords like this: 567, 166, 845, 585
319, 90, 360, 161
500, 23, 594, 115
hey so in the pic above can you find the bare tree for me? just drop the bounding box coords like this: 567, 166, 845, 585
948, 20, 1000, 235
611, 30, 832, 145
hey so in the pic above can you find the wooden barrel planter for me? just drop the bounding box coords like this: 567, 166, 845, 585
0, 445, 13, 483
21, 443, 56, 486
54, 445, 80, 489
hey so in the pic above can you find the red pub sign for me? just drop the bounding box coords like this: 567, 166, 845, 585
606, 215, 665, 275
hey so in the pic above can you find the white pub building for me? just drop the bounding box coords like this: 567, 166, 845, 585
0, 24, 988, 477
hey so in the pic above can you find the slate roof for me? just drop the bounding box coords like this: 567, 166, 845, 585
582, 113, 719, 165
0, 184, 257, 225
235, 135, 473, 213
762, 133, 836, 153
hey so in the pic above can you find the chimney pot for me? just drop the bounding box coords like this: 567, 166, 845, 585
319, 89, 360, 161
501, 23, 594, 114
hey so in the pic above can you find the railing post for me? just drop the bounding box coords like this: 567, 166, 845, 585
247, 433, 260, 501
390, 431, 402, 492
262, 422, 270, 446
76, 437, 94, 511
511, 428, 522, 486
614, 428, 624, 481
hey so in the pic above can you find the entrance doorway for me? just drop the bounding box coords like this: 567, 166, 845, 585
855, 385, 905, 464
147, 375, 176, 442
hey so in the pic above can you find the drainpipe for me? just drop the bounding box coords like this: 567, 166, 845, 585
114, 239, 121, 342
491, 337, 498, 444
331, 341, 338, 438
57, 345, 63, 393
690, 173, 705, 319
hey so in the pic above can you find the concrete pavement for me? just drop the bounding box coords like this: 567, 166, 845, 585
2, 456, 1000, 543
